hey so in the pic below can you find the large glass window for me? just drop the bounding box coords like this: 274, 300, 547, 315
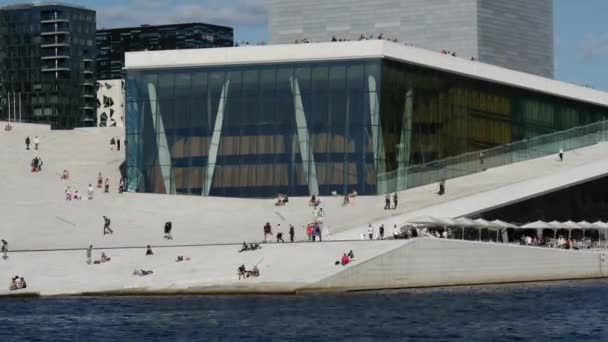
126, 59, 608, 197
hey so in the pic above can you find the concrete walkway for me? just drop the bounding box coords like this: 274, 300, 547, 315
2, 123, 608, 296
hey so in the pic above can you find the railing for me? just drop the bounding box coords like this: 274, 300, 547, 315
379, 120, 608, 192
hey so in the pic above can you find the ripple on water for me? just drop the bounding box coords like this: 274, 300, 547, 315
1, 280, 608, 341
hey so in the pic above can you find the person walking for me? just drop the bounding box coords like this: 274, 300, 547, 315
263, 222, 273, 242
438, 179, 446, 195
88, 184, 94, 200
559, 148, 564, 162
25, 136, 30, 150
277, 231, 284, 243
116, 138, 121, 151
103, 216, 113, 235
33, 136, 40, 150
384, 193, 390, 210
86, 245, 93, 265
110, 137, 116, 150
164, 221, 173, 240
368, 224, 374, 240
1, 239, 8, 260
393, 192, 398, 210
379, 224, 385, 240
314, 223, 322, 242
289, 224, 295, 243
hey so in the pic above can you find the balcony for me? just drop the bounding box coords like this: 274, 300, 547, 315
82, 105, 95, 110
41, 43, 69, 48
41, 55, 70, 60
41, 67, 70, 72
40, 18, 69, 24
82, 94, 95, 98
41, 31, 70, 36
83, 70, 94, 75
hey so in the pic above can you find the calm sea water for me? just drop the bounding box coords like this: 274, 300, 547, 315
1, 280, 608, 341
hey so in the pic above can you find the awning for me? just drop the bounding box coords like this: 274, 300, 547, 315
520, 220, 550, 229
490, 219, 518, 229
591, 221, 608, 229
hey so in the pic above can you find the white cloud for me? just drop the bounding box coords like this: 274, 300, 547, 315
580, 32, 608, 61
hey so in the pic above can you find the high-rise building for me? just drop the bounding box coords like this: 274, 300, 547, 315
96, 23, 234, 81
265, 0, 554, 78
0, 3, 96, 129
94, 23, 233, 128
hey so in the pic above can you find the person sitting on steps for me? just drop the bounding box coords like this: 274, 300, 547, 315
238, 242, 250, 253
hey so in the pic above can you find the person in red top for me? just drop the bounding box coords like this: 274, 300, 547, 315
341, 253, 350, 266
306, 224, 313, 241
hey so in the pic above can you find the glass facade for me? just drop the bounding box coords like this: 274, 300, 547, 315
0, 4, 96, 129
126, 58, 608, 198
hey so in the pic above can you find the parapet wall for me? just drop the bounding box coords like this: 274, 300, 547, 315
310, 239, 608, 291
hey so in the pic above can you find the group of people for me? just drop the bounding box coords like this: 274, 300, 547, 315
109, 137, 121, 151
306, 222, 322, 242
238, 242, 262, 252
97, 172, 111, 193
237, 264, 260, 279
9, 276, 27, 291
24, 136, 39, 150
65, 186, 83, 201
262, 222, 302, 244
384, 193, 399, 210
87, 244, 112, 265
275, 193, 289, 206
30, 156, 43, 172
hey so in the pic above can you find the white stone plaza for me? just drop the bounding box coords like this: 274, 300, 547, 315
2, 119, 608, 296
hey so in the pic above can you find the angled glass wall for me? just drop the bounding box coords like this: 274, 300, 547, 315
126, 60, 381, 197
126, 58, 608, 198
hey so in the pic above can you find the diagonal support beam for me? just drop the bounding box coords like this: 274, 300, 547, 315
290, 76, 319, 196
368, 75, 387, 194
397, 87, 413, 190
147, 83, 172, 194
203, 79, 230, 196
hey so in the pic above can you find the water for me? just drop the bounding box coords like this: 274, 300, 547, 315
1, 280, 608, 341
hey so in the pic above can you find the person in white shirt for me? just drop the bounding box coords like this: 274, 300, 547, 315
34, 136, 40, 150
393, 225, 400, 239
367, 224, 374, 240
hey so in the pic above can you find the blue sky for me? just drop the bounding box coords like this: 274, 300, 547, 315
1, 0, 606, 91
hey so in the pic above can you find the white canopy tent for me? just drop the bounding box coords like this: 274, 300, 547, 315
520, 220, 550, 229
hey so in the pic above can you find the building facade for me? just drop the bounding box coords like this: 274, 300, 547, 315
0, 3, 96, 129
96, 23, 234, 81
96, 79, 124, 127
124, 41, 608, 198
265, 0, 554, 78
